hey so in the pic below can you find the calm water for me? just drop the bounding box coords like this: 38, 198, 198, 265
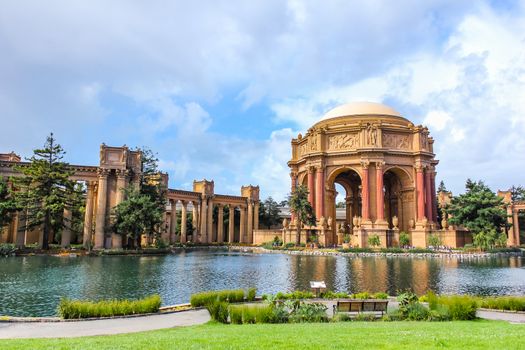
0, 250, 524, 317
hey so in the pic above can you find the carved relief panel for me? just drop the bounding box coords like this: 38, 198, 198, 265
328, 133, 359, 150
383, 133, 410, 150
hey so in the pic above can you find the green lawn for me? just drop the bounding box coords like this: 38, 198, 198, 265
2, 320, 524, 350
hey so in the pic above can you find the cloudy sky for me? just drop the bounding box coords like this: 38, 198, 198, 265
1, 0, 524, 200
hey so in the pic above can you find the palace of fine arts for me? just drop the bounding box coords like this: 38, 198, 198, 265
1, 1, 525, 349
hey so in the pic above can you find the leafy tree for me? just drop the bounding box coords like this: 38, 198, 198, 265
113, 147, 166, 247
259, 197, 281, 229
399, 232, 410, 247
11, 133, 78, 249
368, 234, 381, 247
113, 188, 164, 248
279, 200, 288, 207
510, 185, 525, 201
335, 201, 346, 208
0, 179, 17, 229
447, 179, 508, 250
288, 185, 316, 245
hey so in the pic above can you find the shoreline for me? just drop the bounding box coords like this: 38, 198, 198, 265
7, 244, 524, 259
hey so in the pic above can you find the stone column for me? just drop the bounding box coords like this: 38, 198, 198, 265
200, 197, 207, 243
430, 170, 438, 223
181, 201, 187, 243
113, 169, 128, 249
376, 161, 385, 221
315, 166, 325, 218
83, 181, 96, 248
247, 200, 253, 244
14, 212, 26, 248
425, 168, 433, 222
207, 198, 214, 243
239, 206, 246, 243
361, 162, 370, 220
94, 169, 109, 249
61, 207, 72, 248
415, 165, 425, 221
170, 200, 178, 243
229, 206, 235, 243
307, 166, 315, 208
217, 204, 224, 243
254, 202, 260, 230
290, 172, 297, 222
512, 209, 519, 246
192, 203, 198, 243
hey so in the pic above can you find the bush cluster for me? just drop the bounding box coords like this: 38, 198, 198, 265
479, 296, 525, 311
0, 243, 17, 257
190, 289, 246, 307
57, 294, 161, 319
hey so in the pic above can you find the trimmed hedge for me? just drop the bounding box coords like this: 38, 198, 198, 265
57, 294, 161, 319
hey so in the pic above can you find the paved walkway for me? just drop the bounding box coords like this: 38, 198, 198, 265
0, 305, 523, 339
0, 309, 210, 339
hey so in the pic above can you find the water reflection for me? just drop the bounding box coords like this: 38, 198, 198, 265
0, 251, 523, 317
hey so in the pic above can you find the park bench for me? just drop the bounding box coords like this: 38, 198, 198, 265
333, 299, 388, 316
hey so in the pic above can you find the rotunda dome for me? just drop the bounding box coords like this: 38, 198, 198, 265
320, 101, 402, 121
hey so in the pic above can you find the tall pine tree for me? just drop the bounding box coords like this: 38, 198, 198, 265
12, 133, 78, 249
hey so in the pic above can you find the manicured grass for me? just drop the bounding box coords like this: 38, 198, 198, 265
2, 320, 524, 349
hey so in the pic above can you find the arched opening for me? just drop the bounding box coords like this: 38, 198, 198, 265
383, 167, 413, 233
326, 168, 362, 243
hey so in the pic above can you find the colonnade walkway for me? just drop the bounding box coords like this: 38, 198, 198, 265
0, 305, 524, 339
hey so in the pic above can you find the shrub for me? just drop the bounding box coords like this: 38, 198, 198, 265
353, 292, 370, 300
206, 301, 229, 323
479, 296, 525, 312
372, 292, 389, 300
57, 294, 161, 319
246, 288, 257, 301
274, 290, 315, 300
321, 291, 350, 299
380, 248, 403, 254
405, 302, 430, 321
0, 243, 17, 257
427, 234, 442, 248
229, 304, 276, 324
190, 289, 245, 307
284, 242, 295, 249
368, 234, 381, 247
289, 302, 328, 323
399, 232, 410, 247
190, 292, 219, 307
229, 305, 243, 324
427, 305, 451, 321
338, 247, 373, 253
426, 291, 439, 310
354, 313, 377, 321
438, 295, 477, 320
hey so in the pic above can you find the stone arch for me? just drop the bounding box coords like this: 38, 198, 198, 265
382, 166, 414, 232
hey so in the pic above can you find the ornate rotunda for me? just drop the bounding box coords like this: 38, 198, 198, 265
287, 102, 442, 248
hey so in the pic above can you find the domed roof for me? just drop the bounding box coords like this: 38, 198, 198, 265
320, 101, 402, 121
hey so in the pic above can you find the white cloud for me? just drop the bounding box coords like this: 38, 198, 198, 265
423, 111, 452, 132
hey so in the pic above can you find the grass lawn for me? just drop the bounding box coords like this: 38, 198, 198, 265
2, 320, 524, 350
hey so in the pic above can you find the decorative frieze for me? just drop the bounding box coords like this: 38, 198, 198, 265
383, 133, 410, 150
328, 133, 359, 150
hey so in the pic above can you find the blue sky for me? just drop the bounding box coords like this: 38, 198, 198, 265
1, 0, 525, 201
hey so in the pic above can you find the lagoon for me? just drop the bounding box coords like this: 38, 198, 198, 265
0, 250, 524, 317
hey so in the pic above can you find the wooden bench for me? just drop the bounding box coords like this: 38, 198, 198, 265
333, 299, 388, 316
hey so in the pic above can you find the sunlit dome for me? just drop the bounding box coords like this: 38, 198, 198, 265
320, 101, 402, 121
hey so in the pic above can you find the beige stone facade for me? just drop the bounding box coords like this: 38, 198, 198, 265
285, 102, 470, 248
0, 145, 259, 248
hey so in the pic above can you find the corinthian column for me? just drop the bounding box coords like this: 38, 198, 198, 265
425, 168, 433, 222
207, 198, 214, 242
200, 197, 207, 243
315, 166, 325, 219
254, 202, 259, 230
239, 206, 246, 243
217, 204, 224, 243
307, 166, 315, 208
192, 203, 198, 243
361, 162, 370, 221
170, 200, 178, 243
61, 207, 72, 248
415, 165, 425, 221
83, 181, 96, 248
181, 201, 187, 243
376, 161, 385, 221
229, 206, 235, 242
113, 169, 128, 249
94, 168, 109, 249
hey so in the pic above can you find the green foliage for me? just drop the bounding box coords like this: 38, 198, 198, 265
247, 288, 257, 301
447, 179, 508, 250
274, 290, 315, 300
398, 232, 410, 247
427, 234, 442, 247
0, 243, 17, 257
338, 247, 373, 253
288, 185, 316, 245
343, 234, 351, 243
510, 185, 525, 201
229, 304, 277, 324
405, 302, 430, 320
11, 133, 79, 249
478, 296, 525, 312
0, 179, 17, 229
321, 291, 350, 299
352, 292, 371, 299
190, 290, 245, 307
283, 242, 295, 249
367, 234, 381, 247
372, 292, 389, 300
112, 188, 164, 248
206, 301, 230, 323
437, 296, 477, 320
57, 294, 161, 319
289, 302, 328, 323
258, 197, 282, 229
